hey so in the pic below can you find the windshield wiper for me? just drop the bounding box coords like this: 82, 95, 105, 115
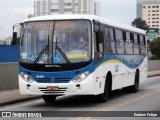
34, 35, 49, 64
54, 36, 71, 64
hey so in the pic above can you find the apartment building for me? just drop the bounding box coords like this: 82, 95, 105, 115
137, 0, 160, 28
34, 0, 100, 16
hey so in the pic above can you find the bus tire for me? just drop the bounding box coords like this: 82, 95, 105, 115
123, 71, 139, 93
42, 95, 57, 103
97, 79, 109, 103
129, 71, 140, 93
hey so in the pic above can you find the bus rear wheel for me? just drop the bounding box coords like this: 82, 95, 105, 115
129, 71, 139, 93
42, 95, 57, 103
97, 80, 109, 103
123, 71, 139, 93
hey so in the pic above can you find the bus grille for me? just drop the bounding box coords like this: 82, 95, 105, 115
39, 87, 67, 94
35, 78, 71, 83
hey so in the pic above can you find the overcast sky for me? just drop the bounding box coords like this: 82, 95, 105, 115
0, 0, 136, 37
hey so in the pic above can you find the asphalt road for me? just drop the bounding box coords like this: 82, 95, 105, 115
0, 76, 160, 120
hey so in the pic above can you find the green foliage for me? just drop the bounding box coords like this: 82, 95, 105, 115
132, 18, 149, 30
150, 38, 160, 59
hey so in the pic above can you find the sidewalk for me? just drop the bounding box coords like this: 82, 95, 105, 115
0, 89, 41, 107
0, 71, 160, 107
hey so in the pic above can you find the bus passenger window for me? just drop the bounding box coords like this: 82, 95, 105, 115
109, 28, 116, 53
133, 34, 140, 54
115, 29, 124, 54
125, 32, 133, 54
140, 35, 146, 55
105, 27, 112, 53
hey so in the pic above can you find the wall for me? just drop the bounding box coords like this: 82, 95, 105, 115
0, 63, 18, 90
0, 45, 19, 62
0, 45, 19, 90
148, 60, 160, 71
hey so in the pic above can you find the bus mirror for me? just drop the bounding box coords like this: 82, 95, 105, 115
12, 32, 17, 45
12, 23, 22, 45
96, 30, 104, 43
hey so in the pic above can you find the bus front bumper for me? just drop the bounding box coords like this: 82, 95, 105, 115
18, 74, 97, 96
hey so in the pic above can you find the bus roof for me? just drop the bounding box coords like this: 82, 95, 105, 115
23, 14, 146, 34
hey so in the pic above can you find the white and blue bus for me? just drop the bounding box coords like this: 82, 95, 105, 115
13, 14, 148, 103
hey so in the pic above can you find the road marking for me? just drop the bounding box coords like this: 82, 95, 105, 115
73, 88, 160, 120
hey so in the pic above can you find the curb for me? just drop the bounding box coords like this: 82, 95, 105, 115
0, 96, 41, 107
147, 73, 160, 78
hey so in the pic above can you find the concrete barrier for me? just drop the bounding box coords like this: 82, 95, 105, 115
0, 63, 18, 90
148, 60, 160, 71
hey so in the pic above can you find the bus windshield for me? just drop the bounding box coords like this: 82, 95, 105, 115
20, 20, 91, 64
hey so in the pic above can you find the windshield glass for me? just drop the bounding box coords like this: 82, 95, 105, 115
20, 20, 91, 64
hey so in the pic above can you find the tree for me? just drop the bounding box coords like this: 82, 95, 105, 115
131, 18, 149, 30
150, 38, 160, 59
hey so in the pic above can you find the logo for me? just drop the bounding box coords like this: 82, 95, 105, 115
115, 65, 119, 72
2, 112, 11, 118
51, 77, 55, 83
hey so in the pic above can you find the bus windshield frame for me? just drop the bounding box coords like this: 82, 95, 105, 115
20, 20, 92, 66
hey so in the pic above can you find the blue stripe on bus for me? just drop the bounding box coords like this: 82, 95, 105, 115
19, 54, 145, 83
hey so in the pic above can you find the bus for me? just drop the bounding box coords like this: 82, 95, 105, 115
12, 14, 148, 103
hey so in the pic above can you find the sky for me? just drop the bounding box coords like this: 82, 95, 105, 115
0, 0, 136, 37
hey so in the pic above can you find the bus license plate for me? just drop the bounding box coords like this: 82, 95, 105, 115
47, 86, 59, 91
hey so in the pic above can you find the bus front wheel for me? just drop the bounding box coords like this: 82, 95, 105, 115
97, 80, 109, 103
42, 95, 57, 103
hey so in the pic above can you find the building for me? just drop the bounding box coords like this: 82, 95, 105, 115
137, 0, 160, 29
34, 0, 100, 16
0, 27, 4, 44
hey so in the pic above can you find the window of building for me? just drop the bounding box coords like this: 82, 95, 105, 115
148, 10, 150, 12
148, 6, 151, 8
152, 21, 155, 23
51, 9, 59, 12
64, 3, 72, 6
156, 14, 159, 16
152, 10, 155, 12
143, 6, 146, 8
152, 18, 155, 19
156, 5, 159, 8
152, 14, 155, 16
115, 29, 124, 54
156, 21, 159, 23
148, 21, 150, 23
148, 18, 150, 20
152, 6, 155, 8
156, 10, 159, 12
156, 25, 159, 27
152, 25, 155, 27
148, 14, 150, 16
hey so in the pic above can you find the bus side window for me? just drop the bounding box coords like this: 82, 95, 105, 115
93, 23, 104, 53
140, 35, 146, 55
115, 29, 124, 54
133, 34, 140, 54
109, 28, 116, 53
125, 32, 133, 54
104, 27, 112, 53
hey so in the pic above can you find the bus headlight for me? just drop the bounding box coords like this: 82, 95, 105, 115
73, 71, 89, 83
20, 72, 34, 83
